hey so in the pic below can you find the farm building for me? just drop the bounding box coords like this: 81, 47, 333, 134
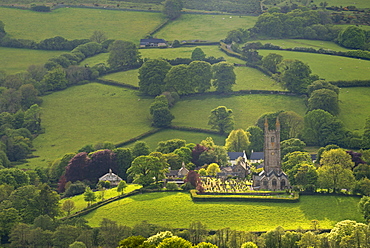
140, 38, 168, 47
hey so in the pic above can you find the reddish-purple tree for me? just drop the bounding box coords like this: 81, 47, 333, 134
347, 150, 366, 168
64, 152, 91, 183
87, 149, 118, 184
191, 144, 207, 166
185, 170, 201, 187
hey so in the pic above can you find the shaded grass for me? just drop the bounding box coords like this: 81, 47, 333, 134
258, 50, 370, 81
0, 7, 165, 42
171, 94, 307, 129
254, 39, 350, 52
83, 192, 364, 231
27, 83, 154, 168
155, 14, 258, 41
60, 184, 142, 215
338, 87, 370, 132
126, 129, 227, 150
102, 69, 140, 87
0, 47, 64, 74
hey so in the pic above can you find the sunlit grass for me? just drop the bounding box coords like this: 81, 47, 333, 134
258, 50, 370, 81
83, 192, 364, 231
0, 7, 165, 42
254, 39, 350, 52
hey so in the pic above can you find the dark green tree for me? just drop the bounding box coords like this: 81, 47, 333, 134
138, 59, 171, 96
108, 40, 140, 69
338, 26, 366, 49
162, 0, 183, 20
127, 155, 166, 186
246, 126, 264, 152
308, 89, 339, 116
115, 148, 133, 180
208, 106, 234, 134
152, 107, 174, 127
132, 141, 150, 158
307, 80, 339, 96
212, 62, 236, 93
36, 184, 61, 218
261, 53, 283, 73
191, 48, 206, 61
188, 61, 212, 93
164, 64, 192, 95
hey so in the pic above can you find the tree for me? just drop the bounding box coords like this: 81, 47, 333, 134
0, 208, 21, 242
117, 180, 127, 195
138, 59, 171, 96
362, 116, 370, 149
278, 111, 304, 139
52, 225, 81, 248
338, 26, 366, 49
118, 235, 147, 248
328, 220, 368, 248
157, 236, 192, 248
225, 129, 250, 152
317, 162, 355, 193
115, 148, 133, 180
162, 0, 183, 20
280, 138, 306, 158
189, 221, 207, 244
83, 186, 96, 206
41, 67, 68, 91
99, 218, 132, 248
89, 30, 107, 43
132, 141, 150, 158
164, 64, 193, 95
146, 231, 173, 246
0, 168, 29, 188
246, 126, 264, 152
206, 163, 221, 176
156, 139, 186, 154
278, 59, 318, 94
152, 107, 174, 127
127, 155, 165, 186
208, 106, 234, 134
297, 231, 320, 248
241, 242, 258, 248
37, 183, 61, 218
301, 109, 347, 146
282, 151, 312, 172
212, 62, 236, 93
188, 61, 212, 93
307, 80, 339, 96
308, 89, 339, 115
191, 48, 206, 61
62, 199, 76, 216
108, 40, 140, 69
261, 53, 283, 73
358, 196, 370, 222
69, 241, 87, 248
196, 242, 219, 248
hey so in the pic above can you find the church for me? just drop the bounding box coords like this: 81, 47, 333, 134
253, 118, 290, 190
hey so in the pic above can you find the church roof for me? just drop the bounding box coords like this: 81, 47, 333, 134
250, 151, 264, 160
228, 151, 246, 160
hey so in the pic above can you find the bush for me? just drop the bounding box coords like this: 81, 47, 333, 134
31, 5, 51, 12
166, 182, 179, 190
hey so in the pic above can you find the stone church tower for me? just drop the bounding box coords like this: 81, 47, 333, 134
253, 118, 290, 190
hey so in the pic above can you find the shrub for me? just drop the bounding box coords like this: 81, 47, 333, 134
166, 182, 179, 190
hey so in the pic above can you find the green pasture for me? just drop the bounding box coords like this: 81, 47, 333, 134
338, 87, 370, 132
102, 69, 140, 87
311, 0, 370, 8
258, 50, 370, 81
83, 192, 364, 231
0, 7, 165, 42
254, 39, 350, 52
127, 129, 227, 150
0, 47, 64, 74
155, 14, 257, 42
60, 184, 142, 215
171, 94, 306, 129
27, 83, 154, 168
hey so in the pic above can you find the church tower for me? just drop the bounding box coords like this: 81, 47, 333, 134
252, 118, 290, 190
263, 118, 281, 174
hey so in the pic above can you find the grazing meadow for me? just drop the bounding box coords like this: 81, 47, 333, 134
0, 7, 165, 42
155, 14, 258, 41
83, 191, 364, 231
28, 83, 154, 168
0, 47, 64, 74
258, 50, 370, 81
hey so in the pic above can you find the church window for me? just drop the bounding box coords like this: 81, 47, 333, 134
271, 136, 275, 142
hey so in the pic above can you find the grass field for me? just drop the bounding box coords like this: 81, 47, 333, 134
155, 14, 257, 42
83, 192, 364, 231
254, 39, 350, 52
338, 87, 370, 132
0, 7, 165, 42
27, 83, 154, 168
171, 94, 307, 129
60, 184, 142, 215
258, 50, 370, 81
102, 69, 140, 87
0, 47, 64, 74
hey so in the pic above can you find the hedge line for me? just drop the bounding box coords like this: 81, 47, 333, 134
95, 78, 140, 90
168, 125, 227, 136
328, 80, 370, 88
190, 190, 300, 202
115, 128, 163, 147
148, 19, 171, 37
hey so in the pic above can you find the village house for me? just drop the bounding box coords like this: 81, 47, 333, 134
98, 169, 123, 186
165, 162, 189, 185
